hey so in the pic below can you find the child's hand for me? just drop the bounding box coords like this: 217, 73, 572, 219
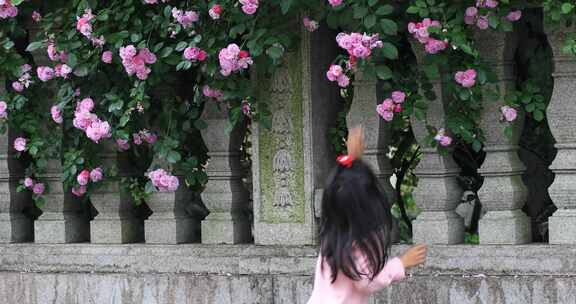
400, 244, 427, 269
346, 125, 365, 159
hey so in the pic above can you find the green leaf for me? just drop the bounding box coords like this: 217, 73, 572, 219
280, 0, 294, 14
459, 90, 470, 100
130, 33, 142, 43
525, 103, 535, 112
25, 41, 44, 52
175, 42, 188, 52
533, 110, 544, 121
167, 151, 181, 164
119, 115, 130, 127
375, 5, 394, 15
368, 0, 378, 6
562, 3, 574, 14
267, 46, 284, 59
108, 100, 124, 113
229, 24, 246, 38
488, 15, 500, 29
380, 19, 397, 35
353, 5, 369, 19
406, 6, 419, 14
73, 65, 89, 77
381, 42, 398, 59
376, 65, 393, 80
11, 0, 24, 5
176, 60, 192, 71
504, 126, 513, 139
66, 53, 78, 68
160, 47, 174, 58
364, 14, 377, 29
472, 140, 482, 152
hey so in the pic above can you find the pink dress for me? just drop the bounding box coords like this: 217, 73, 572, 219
307, 253, 405, 304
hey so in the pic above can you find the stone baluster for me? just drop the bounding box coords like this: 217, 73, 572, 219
409, 42, 464, 244
29, 37, 90, 244
90, 144, 144, 243
0, 78, 34, 243
252, 21, 340, 245
474, 30, 531, 244
145, 158, 202, 244
545, 24, 576, 244
346, 72, 396, 206
200, 101, 251, 244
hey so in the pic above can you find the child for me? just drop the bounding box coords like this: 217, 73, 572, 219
307, 126, 427, 304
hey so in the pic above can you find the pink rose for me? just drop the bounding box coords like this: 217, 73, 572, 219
183, 47, 207, 62
506, 10, 522, 22
90, 167, 103, 182
424, 39, 448, 54
0, 101, 7, 119
209, 4, 222, 20
328, 0, 343, 7
36, 66, 54, 82
116, 139, 130, 151
72, 185, 86, 197
391, 91, 406, 104
394, 104, 402, 113
77, 170, 90, 186
24, 177, 34, 188
78, 98, 94, 113
32, 11, 41, 22
455, 69, 477, 88
476, 15, 489, 30
239, 0, 258, 15
85, 120, 111, 143
484, 0, 498, 8
465, 7, 478, 17
303, 17, 319, 32
326, 65, 343, 81
12, 81, 23, 92
172, 8, 199, 28
55, 64, 72, 79
133, 133, 143, 145
102, 51, 113, 63
434, 129, 453, 147
51, 105, 63, 124
501, 106, 518, 122
142, 131, 157, 144
336, 74, 350, 88
13, 137, 26, 152
32, 183, 45, 195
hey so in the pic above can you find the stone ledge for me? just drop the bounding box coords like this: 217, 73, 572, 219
0, 244, 575, 276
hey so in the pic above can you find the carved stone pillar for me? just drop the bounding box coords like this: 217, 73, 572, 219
90, 144, 144, 243
252, 21, 340, 245
346, 72, 395, 205
145, 159, 201, 244
35, 162, 90, 243
545, 24, 576, 244
0, 77, 34, 242
29, 47, 90, 243
200, 102, 251, 244
409, 43, 464, 244
474, 30, 531, 244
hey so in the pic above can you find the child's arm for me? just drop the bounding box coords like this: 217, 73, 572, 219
352, 244, 427, 294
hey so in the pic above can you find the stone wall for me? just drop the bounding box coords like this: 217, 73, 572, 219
1, 244, 576, 303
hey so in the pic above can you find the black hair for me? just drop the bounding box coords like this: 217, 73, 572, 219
319, 159, 393, 283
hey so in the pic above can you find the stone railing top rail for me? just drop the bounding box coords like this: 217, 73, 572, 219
0, 244, 575, 276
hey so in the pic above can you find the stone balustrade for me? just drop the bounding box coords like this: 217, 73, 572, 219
0, 15, 571, 251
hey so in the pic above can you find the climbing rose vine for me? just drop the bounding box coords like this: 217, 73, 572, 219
0, 0, 567, 208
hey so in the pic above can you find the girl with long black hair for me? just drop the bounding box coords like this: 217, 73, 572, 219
307, 126, 427, 304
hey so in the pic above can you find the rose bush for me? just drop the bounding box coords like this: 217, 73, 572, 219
0, 0, 567, 209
